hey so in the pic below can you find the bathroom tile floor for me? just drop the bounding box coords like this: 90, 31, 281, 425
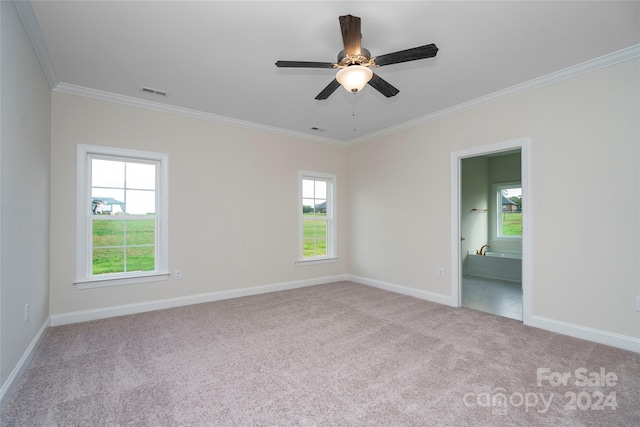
462, 275, 522, 321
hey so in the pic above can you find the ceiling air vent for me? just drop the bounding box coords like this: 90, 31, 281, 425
140, 86, 168, 97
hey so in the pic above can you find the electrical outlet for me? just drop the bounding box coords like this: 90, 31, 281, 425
438, 267, 445, 278
635, 296, 640, 312
24, 304, 29, 322
174, 270, 182, 280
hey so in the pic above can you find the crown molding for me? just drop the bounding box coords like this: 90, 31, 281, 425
345, 44, 640, 146
12, 0, 59, 89
53, 83, 347, 146
18, 0, 637, 148
53, 41, 639, 148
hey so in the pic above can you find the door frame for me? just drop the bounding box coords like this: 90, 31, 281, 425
449, 138, 532, 325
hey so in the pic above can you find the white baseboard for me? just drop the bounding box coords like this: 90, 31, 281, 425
347, 274, 453, 307
348, 274, 639, 353
529, 315, 640, 353
11, 274, 637, 418
0, 317, 50, 409
50, 274, 348, 326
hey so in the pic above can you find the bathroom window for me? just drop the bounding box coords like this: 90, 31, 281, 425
496, 182, 522, 238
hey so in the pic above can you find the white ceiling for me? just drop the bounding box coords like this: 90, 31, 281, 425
25, 1, 640, 144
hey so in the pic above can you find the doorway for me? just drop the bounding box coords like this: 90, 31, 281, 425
450, 138, 531, 324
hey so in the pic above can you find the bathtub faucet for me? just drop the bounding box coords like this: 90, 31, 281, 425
477, 245, 490, 256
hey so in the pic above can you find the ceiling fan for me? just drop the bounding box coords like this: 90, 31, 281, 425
275, 14, 439, 100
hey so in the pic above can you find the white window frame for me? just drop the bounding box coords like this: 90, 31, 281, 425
75, 144, 169, 289
495, 181, 522, 240
298, 171, 337, 265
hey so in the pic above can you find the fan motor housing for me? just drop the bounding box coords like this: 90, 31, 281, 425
337, 48, 372, 67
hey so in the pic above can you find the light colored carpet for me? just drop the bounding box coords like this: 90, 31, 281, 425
2, 281, 639, 426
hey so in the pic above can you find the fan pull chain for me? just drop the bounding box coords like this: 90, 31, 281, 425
352, 91, 357, 132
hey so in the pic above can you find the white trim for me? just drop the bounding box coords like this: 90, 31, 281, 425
0, 0, 3, 407
12, 0, 59, 89
494, 181, 523, 240
16, 1, 638, 148
53, 42, 639, 148
75, 144, 169, 287
54, 83, 345, 147
43, 45, 639, 147
75, 273, 170, 289
347, 44, 640, 146
450, 138, 532, 324
351, 274, 638, 353
295, 257, 339, 266
298, 171, 337, 262
51, 274, 348, 326
0, 317, 50, 409
529, 315, 640, 353
0, 284, 632, 416
348, 274, 454, 307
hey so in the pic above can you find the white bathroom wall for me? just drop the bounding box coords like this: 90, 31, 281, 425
460, 156, 489, 271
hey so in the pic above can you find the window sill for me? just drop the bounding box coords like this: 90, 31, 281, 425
295, 257, 338, 267
75, 272, 170, 289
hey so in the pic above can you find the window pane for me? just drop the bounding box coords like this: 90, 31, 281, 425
314, 181, 327, 199
302, 198, 315, 215
499, 186, 522, 237
315, 199, 327, 216
125, 190, 156, 215
92, 189, 125, 215
126, 246, 155, 272
300, 173, 334, 260
81, 146, 167, 284
302, 238, 315, 257
92, 159, 124, 188
126, 162, 156, 190
314, 220, 327, 255
302, 179, 315, 198
126, 219, 155, 245
302, 220, 315, 257
302, 220, 327, 257
501, 212, 522, 236
92, 220, 124, 247
302, 178, 328, 217
93, 248, 124, 275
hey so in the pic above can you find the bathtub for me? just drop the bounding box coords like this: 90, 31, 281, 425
467, 251, 522, 282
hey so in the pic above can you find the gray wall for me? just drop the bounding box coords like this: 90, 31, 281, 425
0, 1, 51, 387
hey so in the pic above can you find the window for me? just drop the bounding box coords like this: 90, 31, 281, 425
76, 145, 169, 288
495, 182, 522, 238
299, 172, 336, 263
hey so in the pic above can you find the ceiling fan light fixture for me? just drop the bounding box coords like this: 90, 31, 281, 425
336, 65, 373, 93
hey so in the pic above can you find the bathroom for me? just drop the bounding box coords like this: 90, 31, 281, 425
460, 150, 522, 320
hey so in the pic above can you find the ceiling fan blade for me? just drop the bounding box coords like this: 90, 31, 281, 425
315, 79, 341, 100
339, 15, 362, 56
374, 44, 439, 67
275, 61, 335, 69
367, 73, 399, 98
